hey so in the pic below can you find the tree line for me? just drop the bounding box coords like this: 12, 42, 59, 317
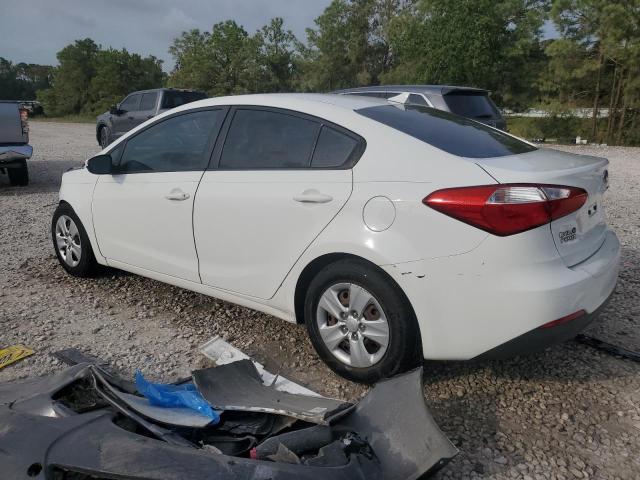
2, 0, 638, 145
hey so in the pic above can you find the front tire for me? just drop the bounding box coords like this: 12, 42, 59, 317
99, 126, 111, 148
51, 204, 99, 277
305, 258, 422, 384
8, 160, 29, 186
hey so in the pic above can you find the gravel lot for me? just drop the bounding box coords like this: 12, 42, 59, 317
1, 121, 639, 479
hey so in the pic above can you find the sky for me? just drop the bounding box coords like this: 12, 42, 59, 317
0, 0, 333, 71
1, 1, 558, 72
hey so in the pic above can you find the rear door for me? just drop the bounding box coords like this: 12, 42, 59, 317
92, 108, 227, 281
194, 107, 360, 299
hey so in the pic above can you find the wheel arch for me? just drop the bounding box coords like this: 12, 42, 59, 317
293, 252, 420, 334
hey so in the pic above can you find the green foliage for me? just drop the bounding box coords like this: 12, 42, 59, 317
0, 57, 52, 100
383, 0, 549, 110
5, 0, 640, 144
37, 38, 164, 117
300, 0, 403, 91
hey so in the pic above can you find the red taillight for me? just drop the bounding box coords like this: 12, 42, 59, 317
19, 108, 29, 136
539, 310, 586, 329
423, 184, 588, 236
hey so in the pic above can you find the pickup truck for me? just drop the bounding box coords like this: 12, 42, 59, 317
96, 88, 206, 148
0, 101, 32, 186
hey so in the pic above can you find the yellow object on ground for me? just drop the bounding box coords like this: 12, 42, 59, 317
0, 345, 34, 369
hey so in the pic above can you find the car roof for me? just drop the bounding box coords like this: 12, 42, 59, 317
127, 88, 205, 95
333, 85, 488, 95
181, 93, 390, 112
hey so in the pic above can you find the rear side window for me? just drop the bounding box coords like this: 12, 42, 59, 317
220, 109, 320, 169
117, 109, 223, 173
120, 94, 140, 112
357, 105, 535, 158
443, 93, 499, 120
311, 127, 358, 168
140, 92, 158, 111
161, 91, 207, 109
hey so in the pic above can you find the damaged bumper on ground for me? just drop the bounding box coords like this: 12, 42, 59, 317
0, 361, 456, 479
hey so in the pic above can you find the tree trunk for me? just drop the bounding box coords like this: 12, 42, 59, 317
591, 50, 604, 142
616, 73, 629, 145
606, 64, 619, 143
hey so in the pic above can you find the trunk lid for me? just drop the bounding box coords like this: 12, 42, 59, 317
475, 148, 609, 266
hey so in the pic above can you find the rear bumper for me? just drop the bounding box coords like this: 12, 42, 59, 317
0, 145, 32, 164
473, 289, 613, 360
383, 228, 621, 360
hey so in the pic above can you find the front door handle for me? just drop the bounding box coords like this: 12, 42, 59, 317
165, 189, 190, 201
293, 189, 333, 204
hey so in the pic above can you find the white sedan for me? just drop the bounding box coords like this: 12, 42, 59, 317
52, 94, 620, 383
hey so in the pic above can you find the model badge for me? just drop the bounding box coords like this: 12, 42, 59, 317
559, 227, 577, 243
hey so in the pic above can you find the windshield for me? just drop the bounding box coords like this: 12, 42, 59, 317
161, 91, 206, 109
444, 92, 499, 119
356, 105, 535, 158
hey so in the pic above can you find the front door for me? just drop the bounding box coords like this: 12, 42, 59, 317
194, 107, 362, 299
93, 108, 227, 282
113, 93, 141, 136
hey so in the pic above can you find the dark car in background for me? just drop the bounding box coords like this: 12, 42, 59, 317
96, 88, 206, 147
333, 85, 506, 130
0, 101, 32, 186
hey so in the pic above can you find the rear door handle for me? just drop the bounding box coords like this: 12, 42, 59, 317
165, 189, 190, 201
293, 189, 333, 204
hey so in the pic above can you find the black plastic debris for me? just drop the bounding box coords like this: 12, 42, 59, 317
193, 359, 351, 424
0, 361, 457, 479
575, 334, 640, 362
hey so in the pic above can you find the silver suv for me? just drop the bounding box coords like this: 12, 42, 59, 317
333, 85, 506, 130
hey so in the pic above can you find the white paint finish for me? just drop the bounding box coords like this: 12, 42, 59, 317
58, 168, 105, 264
383, 228, 620, 360
92, 171, 203, 282
476, 148, 610, 266
57, 93, 621, 365
194, 169, 352, 299
362, 196, 395, 232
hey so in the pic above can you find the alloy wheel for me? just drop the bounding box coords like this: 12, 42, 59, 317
55, 215, 82, 267
316, 283, 390, 368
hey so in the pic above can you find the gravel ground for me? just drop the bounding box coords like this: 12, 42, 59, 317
1, 121, 639, 479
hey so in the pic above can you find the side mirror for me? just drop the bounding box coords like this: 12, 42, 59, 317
109, 105, 123, 115
87, 154, 113, 175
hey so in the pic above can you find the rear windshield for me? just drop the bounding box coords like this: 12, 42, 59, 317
161, 91, 207, 109
356, 105, 536, 158
444, 92, 499, 120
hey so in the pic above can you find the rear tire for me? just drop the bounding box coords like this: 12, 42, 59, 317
305, 258, 422, 384
52, 203, 99, 277
8, 160, 29, 186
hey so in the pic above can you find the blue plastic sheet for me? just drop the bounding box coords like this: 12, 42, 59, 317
135, 370, 220, 424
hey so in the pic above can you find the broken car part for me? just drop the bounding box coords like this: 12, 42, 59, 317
575, 333, 640, 362
192, 359, 351, 424
0, 362, 456, 479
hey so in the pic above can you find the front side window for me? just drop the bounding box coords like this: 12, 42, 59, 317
117, 109, 223, 173
140, 92, 158, 111
357, 104, 535, 158
219, 109, 320, 169
120, 94, 140, 112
